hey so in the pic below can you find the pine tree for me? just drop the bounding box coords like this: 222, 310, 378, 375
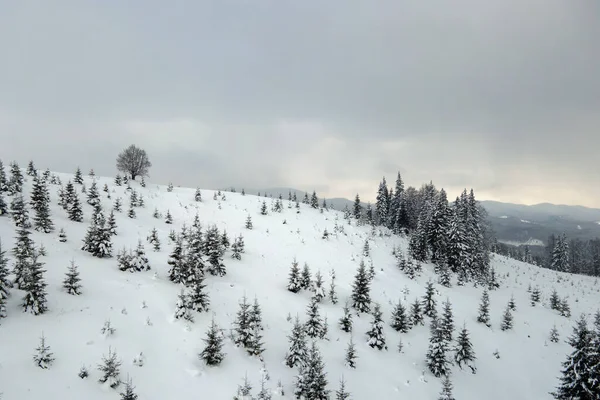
550, 289, 561, 310
305, 296, 324, 338
87, 181, 100, 207
167, 182, 174, 192
336, 377, 351, 400
411, 297, 424, 326
97, 347, 122, 388
301, 263, 311, 290
204, 225, 226, 276
454, 324, 476, 369
33, 333, 55, 369
245, 214, 253, 229
365, 203, 373, 226
0, 190, 7, 216
531, 287, 541, 306
58, 227, 67, 242
67, 191, 83, 222
311, 270, 326, 302
120, 377, 138, 400
27, 162, 36, 177
200, 317, 225, 366
366, 303, 386, 350
148, 228, 161, 251
440, 299, 454, 342
130, 240, 150, 271
351, 260, 371, 313
221, 230, 230, 251
500, 304, 513, 331
11, 195, 30, 228
423, 281, 437, 318
375, 177, 389, 225
508, 294, 517, 311
257, 373, 272, 400
353, 194, 362, 220
74, 167, 83, 184
426, 318, 450, 377
549, 325, 560, 343
339, 301, 353, 333
551, 234, 570, 272
167, 237, 185, 283
116, 248, 132, 272
165, 209, 173, 224
12, 227, 35, 289
8, 162, 24, 194
233, 295, 253, 348
113, 197, 123, 213
438, 375, 456, 400
310, 191, 319, 209
287, 258, 302, 293
22, 253, 48, 315
128, 202, 136, 219
188, 271, 210, 313
477, 289, 491, 327
344, 337, 357, 368
286, 315, 309, 368
329, 269, 338, 304
390, 299, 411, 333
248, 297, 265, 356
234, 374, 253, 400
260, 201, 268, 215
553, 315, 595, 399
362, 239, 370, 258
0, 239, 10, 319
559, 299, 572, 318
0, 159, 7, 192
107, 210, 117, 236
303, 341, 329, 399
81, 211, 112, 258
114, 174, 122, 186
174, 289, 194, 322
63, 260, 82, 295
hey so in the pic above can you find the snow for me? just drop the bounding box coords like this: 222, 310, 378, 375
520, 219, 531, 224
498, 216, 508, 219
1, 170, 599, 400
577, 225, 582, 230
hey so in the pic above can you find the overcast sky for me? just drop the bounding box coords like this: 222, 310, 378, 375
1, 1, 599, 206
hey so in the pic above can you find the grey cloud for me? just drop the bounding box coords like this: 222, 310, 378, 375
0, 0, 599, 206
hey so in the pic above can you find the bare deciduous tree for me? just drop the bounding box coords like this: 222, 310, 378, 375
116, 145, 152, 181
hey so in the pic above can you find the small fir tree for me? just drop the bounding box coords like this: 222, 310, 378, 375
500, 304, 513, 331
114, 174, 122, 186
351, 260, 371, 313
33, 333, 55, 369
58, 228, 67, 242
311, 270, 326, 302
549, 325, 560, 343
559, 299, 572, 318
328, 269, 338, 304
200, 317, 225, 366
303, 341, 329, 399
120, 376, 139, 400
260, 201, 268, 215
174, 289, 194, 322
550, 289, 561, 310
287, 258, 302, 293
74, 167, 84, 184
63, 260, 82, 295
148, 228, 161, 251
194, 188, 202, 202
301, 263, 311, 290
188, 271, 210, 313
344, 337, 357, 369
97, 347, 122, 388
508, 294, 517, 311
113, 197, 123, 212
477, 289, 491, 327
339, 301, 353, 333
11, 195, 30, 228
411, 298, 424, 326
167, 182, 173, 192
440, 299, 455, 342
423, 281, 437, 318
22, 254, 48, 315
390, 299, 411, 333
245, 214, 253, 229
107, 210, 117, 236
336, 377, 351, 400
165, 209, 173, 224
531, 287, 541, 306
305, 296, 325, 338
286, 315, 309, 368
454, 324, 476, 369
426, 318, 450, 377
366, 303, 386, 350
26, 160, 36, 176
438, 375, 456, 400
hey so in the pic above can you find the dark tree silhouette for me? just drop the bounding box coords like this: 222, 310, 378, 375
116, 145, 152, 180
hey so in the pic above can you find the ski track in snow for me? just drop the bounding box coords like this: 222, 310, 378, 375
0, 170, 599, 400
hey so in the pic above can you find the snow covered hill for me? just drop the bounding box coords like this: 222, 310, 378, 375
0, 168, 599, 400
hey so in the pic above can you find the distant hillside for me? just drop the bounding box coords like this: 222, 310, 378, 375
481, 201, 600, 246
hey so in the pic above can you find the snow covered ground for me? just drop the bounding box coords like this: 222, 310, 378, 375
1, 170, 599, 400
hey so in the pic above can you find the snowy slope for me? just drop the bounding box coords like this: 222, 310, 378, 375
1, 170, 599, 400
